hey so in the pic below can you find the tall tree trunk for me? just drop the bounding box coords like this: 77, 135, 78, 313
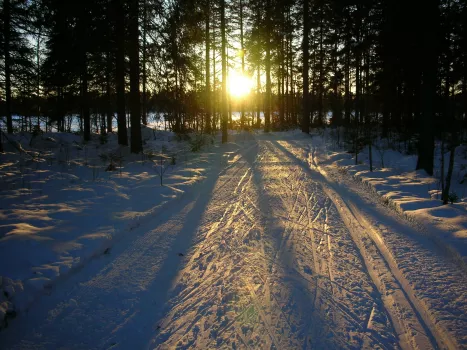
257, 64, 261, 128
240, 0, 245, 129
443, 0, 451, 126
212, 23, 217, 131
442, 132, 458, 204
289, 25, 296, 126
142, 0, 148, 126
310, 35, 317, 125
463, 2, 467, 128
331, 31, 341, 126
355, 10, 362, 127
464, 16, 467, 128
129, 0, 142, 153
344, 29, 351, 126
82, 56, 91, 141
4, 0, 13, 134
279, 30, 285, 128
57, 87, 64, 132
115, 0, 128, 145
36, 29, 42, 130
106, 50, 113, 133
301, 0, 310, 133
79, 2, 91, 141
381, 1, 397, 137
317, 11, 324, 126
205, 0, 211, 133
416, 0, 439, 175
285, 24, 290, 124
264, 0, 271, 132
79, 2, 90, 140
221, 0, 228, 143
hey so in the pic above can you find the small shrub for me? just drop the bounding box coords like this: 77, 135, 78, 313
189, 134, 208, 152
32, 125, 42, 137
448, 192, 459, 204
105, 163, 117, 172
153, 153, 172, 186
175, 132, 191, 142
99, 134, 108, 145
100, 151, 123, 172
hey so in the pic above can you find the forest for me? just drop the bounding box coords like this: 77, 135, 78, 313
1, 1, 467, 347
1, 0, 466, 175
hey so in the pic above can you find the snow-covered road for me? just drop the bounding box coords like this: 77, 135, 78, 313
1, 133, 466, 350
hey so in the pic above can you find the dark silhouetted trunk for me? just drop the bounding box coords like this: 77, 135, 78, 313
302, 0, 310, 133
221, 0, 228, 143
106, 50, 113, 133
344, 29, 351, 125
257, 64, 261, 128
442, 133, 458, 204
264, 0, 271, 132
82, 55, 91, 141
142, 0, 148, 126
129, 0, 142, 153
4, 0, 13, 133
205, 0, 211, 133
240, 0, 245, 129
416, 0, 439, 175
115, 0, 128, 145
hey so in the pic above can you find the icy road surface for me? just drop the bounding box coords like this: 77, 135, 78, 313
1, 133, 466, 350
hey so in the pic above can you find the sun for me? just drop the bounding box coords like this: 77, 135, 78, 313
228, 72, 253, 98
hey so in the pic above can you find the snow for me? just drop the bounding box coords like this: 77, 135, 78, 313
0, 130, 465, 350
0, 127, 221, 322
308, 129, 467, 265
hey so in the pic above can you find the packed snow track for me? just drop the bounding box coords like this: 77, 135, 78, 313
1, 133, 466, 350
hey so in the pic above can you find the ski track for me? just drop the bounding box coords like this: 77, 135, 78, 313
1, 133, 466, 350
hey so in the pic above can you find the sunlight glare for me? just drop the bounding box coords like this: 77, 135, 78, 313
228, 72, 253, 98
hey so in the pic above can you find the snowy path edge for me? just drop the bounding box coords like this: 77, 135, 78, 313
310, 140, 467, 274
4, 142, 238, 326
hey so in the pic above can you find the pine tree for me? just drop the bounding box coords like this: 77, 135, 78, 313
1, 0, 34, 133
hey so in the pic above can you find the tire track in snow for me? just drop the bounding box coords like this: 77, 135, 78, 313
153, 138, 399, 349
253, 141, 387, 349
322, 184, 438, 350
278, 139, 447, 350
154, 142, 282, 349
270, 140, 403, 348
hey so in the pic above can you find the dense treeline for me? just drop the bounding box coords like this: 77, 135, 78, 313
0, 0, 466, 174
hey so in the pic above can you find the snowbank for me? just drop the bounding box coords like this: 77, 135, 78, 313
308, 130, 467, 267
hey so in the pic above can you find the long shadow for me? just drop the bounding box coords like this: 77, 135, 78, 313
0, 155, 223, 350
271, 138, 462, 265
240, 139, 333, 349
287, 138, 467, 262
271, 138, 466, 349
263, 139, 405, 349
